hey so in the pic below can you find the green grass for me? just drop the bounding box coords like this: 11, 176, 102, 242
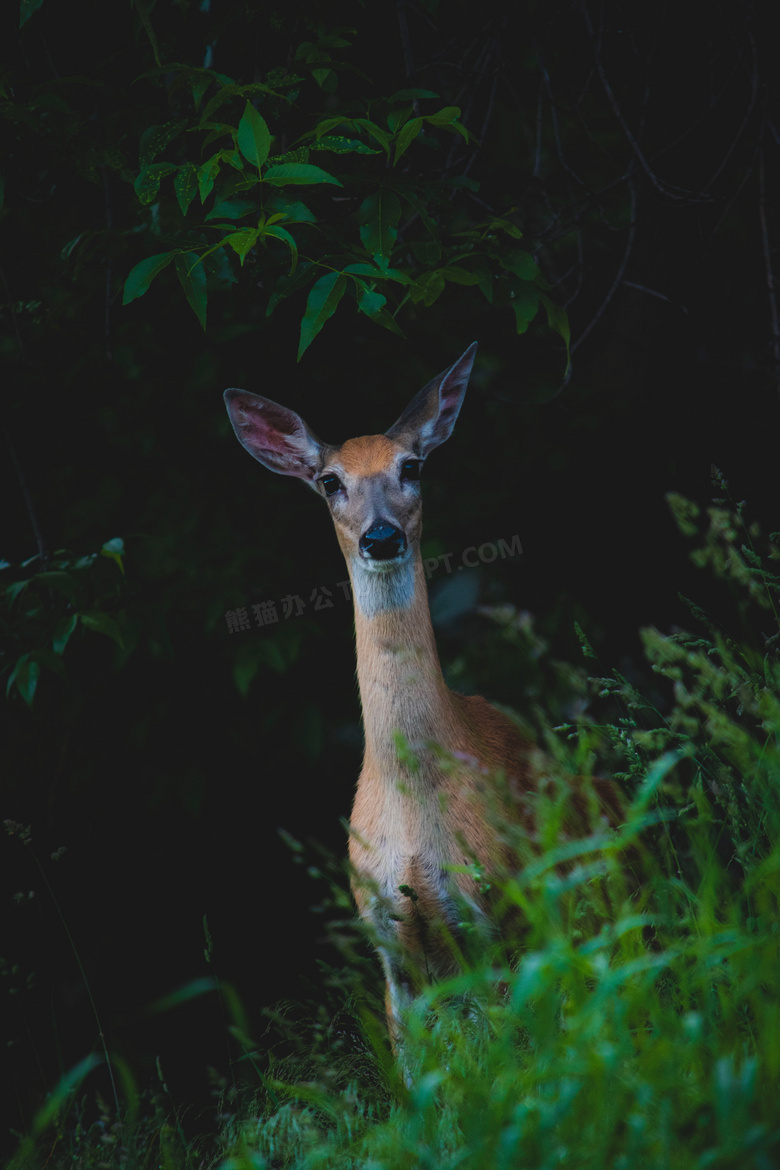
7, 485, 780, 1169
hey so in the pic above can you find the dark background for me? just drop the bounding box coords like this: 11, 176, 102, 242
2, 0, 778, 1147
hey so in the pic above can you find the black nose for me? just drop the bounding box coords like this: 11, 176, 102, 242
359, 522, 406, 561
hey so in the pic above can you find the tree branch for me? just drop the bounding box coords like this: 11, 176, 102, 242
572, 178, 637, 352
581, 0, 713, 203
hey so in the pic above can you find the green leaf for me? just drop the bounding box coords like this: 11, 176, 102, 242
133, 163, 176, 205
397, 186, 440, 245
197, 155, 221, 202
311, 135, 380, 155
101, 537, 125, 574
371, 258, 410, 281
80, 611, 124, 648
355, 283, 405, 337
147, 978, 219, 1015
488, 216, 524, 240
174, 164, 198, 216
32, 570, 77, 597
298, 272, 346, 360
439, 265, 480, 286
198, 81, 281, 127
146, 976, 220, 1015
387, 105, 413, 133
53, 614, 78, 655
265, 147, 310, 166
7, 654, 40, 706
425, 106, 461, 126
471, 262, 494, 303
237, 102, 271, 170
501, 249, 541, 281
511, 283, 540, 333
266, 263, 314, 317
139, 121, 184, 168
265, 196, 316, 224
373, 309, 405, 337
632, 751, 681, 814
393, 117, 423, 165
175, 252, 207, 330
233, 654, 260, 697
222, 229, 259, 265
343, 262, 387, 277
123, 252, 176, 304
219, 148, 244, 172
205, 196, 257, 222
343, 262, 409, 283
540, 292, 572, 375
352, 118, 392, 155
5, 579, 30, 603
358, 190, 402, 261
356, 284, 387, 317
31, 1056, 103, 1135
314, 116, 351, 137
388, 88, 439, 102
443, 120, 469, 142
199, 85, 237, 127
409, 270, 445, 307
256, 639, 287, 673
191, 71, 214, 111
201, 122, 235, 153
131, 0, 161, 67
263, 163, 342, 187
262, 224, 298, 270
203, 246, 238, 286
19, 0, 44, 28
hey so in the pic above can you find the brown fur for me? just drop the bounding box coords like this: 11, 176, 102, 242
338, 434, 400, 476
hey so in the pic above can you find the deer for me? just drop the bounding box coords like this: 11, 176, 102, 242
223, 342, 623, 1052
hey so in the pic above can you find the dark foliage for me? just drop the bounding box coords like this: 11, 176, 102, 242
2, 0, 779, 1153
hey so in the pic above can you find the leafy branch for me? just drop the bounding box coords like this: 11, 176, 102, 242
2, 540, 129, 707
123, 66, 570, 364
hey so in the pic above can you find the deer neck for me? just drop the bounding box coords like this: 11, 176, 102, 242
348, 551, 460, 775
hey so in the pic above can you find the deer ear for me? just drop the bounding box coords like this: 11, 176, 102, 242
224, 388, 326, 484
385, 342, 477, 457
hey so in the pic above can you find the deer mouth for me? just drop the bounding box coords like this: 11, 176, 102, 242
359, 546, 412, 571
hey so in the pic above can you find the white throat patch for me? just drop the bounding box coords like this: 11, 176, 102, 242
351, 558, 416, 617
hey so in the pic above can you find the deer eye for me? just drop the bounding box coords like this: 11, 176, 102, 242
400, 460, 421, 482
320, 474, 343, 497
